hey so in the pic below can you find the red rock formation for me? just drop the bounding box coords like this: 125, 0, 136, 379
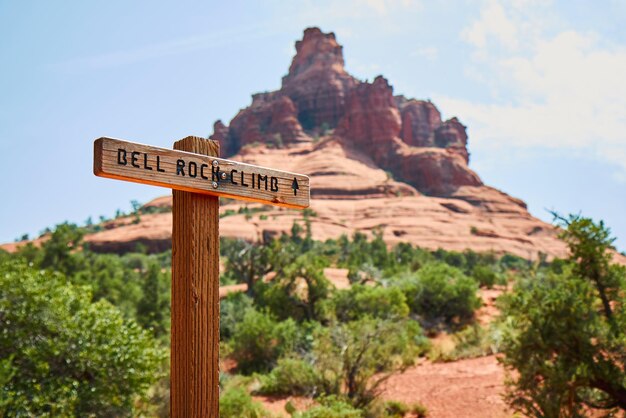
209, 120, 229, 143
281, 27, 357, 129
209, 27, 483, 195
396, 97, 441, 147
336, 76, 401, 146
435, 117, 470, 163
394, 144, 482, 195
219, 93, 307, 156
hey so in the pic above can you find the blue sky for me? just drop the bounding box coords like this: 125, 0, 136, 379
1, 0, 625, 250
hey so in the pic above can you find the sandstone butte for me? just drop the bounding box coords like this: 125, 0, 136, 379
0, 28, 593, 260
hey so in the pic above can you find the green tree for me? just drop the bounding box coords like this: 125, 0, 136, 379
137, 261, 170, 337
0, 260, 166, 417
499, 215, 626, 416
313, 318, 428, 408
331, 285, 409, 322
257, 254, 330, 322
220, 292, 254, 340
229, 308, 302, 374
73, 252, 142, 317
222, 239, 272, 297
471, 264, 497, 288
401, 262, 480, 329
39, 222, 85, 276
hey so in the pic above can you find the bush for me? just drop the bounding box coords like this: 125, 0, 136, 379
229, 308, 301, 374
0, 260, 166, 416
499, 253, 528, 271
136, 261, 170, 337
220, 292, 254, 339
401, 263, 480, 329
313, 318, 429, 408
382, 400, 409, 417
294, 396, 362, 418
219, 387, 271, 418
72, 252, 143, 318
411, 402, 428, 417
429, 324, 500, 362
331, 285, 409, 322
256, 254, 330, 322
471, 265, 497, 288
259, 357, 318, 396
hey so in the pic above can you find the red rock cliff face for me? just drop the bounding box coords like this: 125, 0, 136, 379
211, 27, 482, 196
281, 27, 358, 129
396, 97, 441, 147
336, 76, 401, 146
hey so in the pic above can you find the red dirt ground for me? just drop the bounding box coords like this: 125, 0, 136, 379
254, 356, 511, 417
380, 356, 511, 418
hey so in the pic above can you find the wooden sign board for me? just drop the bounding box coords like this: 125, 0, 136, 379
94, 137, 310, 209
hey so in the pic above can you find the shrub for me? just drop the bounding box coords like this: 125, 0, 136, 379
230, 308, 301, 374
259, 357, 318, 396
222, 239, 272, 297
401, 263, 480, 329
219, 387, 272, 418
382, 400, 409, 417
313, 318, 429, 408
499, 253, 528, 271
136, 261, 170, 337
294, 396, 362, 418
220, 292, 254, 339
73, 252, 143, 317
429, 324, 500, 362
471, 265, 497, 288
332, 285, 409, 322
0, 260, 166, 416
411, 402, 428, 417
256, 255, 330, 322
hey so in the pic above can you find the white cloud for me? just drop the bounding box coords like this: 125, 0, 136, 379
462, 0, 519, 50
444, 0, 626, 179
410, 46, 438, 61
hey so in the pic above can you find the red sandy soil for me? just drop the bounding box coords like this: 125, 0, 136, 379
380, 356, 511, 418
252, 396, 316, 417
382, 287, 511, 418
476, 286, 506, 325
252, 356, 511, 418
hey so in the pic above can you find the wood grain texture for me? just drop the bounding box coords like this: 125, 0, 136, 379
171, 136, 220, 417
94, 136, 310, 208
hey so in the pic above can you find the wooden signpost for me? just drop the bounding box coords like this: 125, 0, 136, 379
93, 136, 309, 417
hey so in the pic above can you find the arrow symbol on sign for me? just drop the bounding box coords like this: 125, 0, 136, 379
292, 177, 299, 196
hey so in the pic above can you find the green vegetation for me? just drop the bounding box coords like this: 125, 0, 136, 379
401, 263, 481, 329
0, 260, 166, 416
4, 202, 623, 416
220, 387, 272, 418
293, 396, 362, 418
230, 308, 302, 374
499, 214, 626, 416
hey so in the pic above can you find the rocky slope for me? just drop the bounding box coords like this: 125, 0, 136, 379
3, 28, 571, 259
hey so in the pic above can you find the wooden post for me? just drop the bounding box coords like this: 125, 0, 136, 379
94, 134, 309, 417
171, 136, 220, 417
